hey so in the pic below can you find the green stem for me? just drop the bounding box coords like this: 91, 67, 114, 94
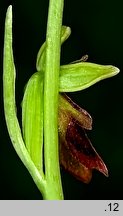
43, 0, 64, 200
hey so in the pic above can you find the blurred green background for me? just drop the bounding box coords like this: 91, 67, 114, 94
0, 0, 123, 200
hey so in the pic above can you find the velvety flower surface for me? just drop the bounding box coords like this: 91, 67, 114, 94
58, 94, 108, 183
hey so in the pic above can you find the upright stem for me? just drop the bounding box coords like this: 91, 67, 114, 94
43, 0, 64, 199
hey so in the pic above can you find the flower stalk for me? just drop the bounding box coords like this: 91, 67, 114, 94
43, 0, 64, 199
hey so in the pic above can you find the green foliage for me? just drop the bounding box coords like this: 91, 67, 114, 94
22, 73, 44, 172
3, 3, 119, 200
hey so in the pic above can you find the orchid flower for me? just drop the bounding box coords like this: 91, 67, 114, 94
3, 5, 119, 199
59, 94, 108, 183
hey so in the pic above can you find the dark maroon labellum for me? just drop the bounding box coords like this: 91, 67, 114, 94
59, 94, 108, 183
66, 117, 108, 177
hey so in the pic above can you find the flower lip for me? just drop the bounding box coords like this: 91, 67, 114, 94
61, 93, 92, 130
66, 117, 109, 177
59, 94, 108, 183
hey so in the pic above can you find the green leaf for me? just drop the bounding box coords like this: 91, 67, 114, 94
36, 25, 71, 72
59, 62, 120, 92
3, 5, 46, 193
22, 72, 44, 172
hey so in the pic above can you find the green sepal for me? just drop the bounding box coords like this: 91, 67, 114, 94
36, 27, 119, 93
36, 25, 71, 72
22, 72, 44, 172
59, 62, 119, 92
